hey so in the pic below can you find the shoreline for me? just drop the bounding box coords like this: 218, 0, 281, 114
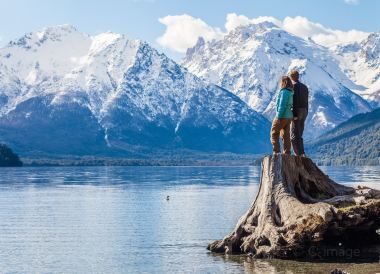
17, 157, 380, 167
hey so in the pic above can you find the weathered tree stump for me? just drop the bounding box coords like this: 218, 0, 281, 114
208, 154, 380, 258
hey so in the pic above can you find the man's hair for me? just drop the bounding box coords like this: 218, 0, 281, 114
289, 70, 299, 80
280, 76, 293, 90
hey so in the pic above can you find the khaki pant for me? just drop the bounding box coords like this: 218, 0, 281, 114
270, 118, 292, 154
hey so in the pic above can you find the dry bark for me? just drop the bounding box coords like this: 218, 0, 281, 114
208, 154, 380, 258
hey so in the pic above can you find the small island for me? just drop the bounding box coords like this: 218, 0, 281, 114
0, 144, 23, 167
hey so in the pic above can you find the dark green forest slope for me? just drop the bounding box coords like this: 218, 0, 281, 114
308, 108, 380, 165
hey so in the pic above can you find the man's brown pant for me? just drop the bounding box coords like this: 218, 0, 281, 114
270, 118, 292, 154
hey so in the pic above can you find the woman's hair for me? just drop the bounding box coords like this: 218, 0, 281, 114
280, 76, 293, 90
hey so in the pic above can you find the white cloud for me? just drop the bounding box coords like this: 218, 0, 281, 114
282, 16, 329, 39
311, 29, 367, 47
157, 14, 223, 53
281, 16, 368, 47
344, 0, 360, 5
157, 13, 369, 53
156, 13, 281, 53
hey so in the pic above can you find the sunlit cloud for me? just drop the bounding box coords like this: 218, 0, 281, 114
157, 14, 223, 53
157, 13, 368, 53
281, 16, 368, 47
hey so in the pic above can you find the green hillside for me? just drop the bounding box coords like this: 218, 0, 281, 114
308, 108, 380, 165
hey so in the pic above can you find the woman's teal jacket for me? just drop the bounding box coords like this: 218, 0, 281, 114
275, 88, 293, 119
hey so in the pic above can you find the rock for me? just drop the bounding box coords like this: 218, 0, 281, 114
208, 154, 380, 258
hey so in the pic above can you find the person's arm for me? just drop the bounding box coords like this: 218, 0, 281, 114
293, 100, 298, 118
293, 91, 298, 120
277, 89, 289, 118
293, 108, 298, 119
293, 84, 299, 118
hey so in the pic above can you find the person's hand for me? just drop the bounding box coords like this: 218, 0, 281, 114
294, 117, 298, 120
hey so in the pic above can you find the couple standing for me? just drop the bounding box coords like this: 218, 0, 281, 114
270, 70, 309, 156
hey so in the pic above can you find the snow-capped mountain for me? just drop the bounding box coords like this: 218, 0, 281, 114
182, 22, 372, 138
0, 25, 271, 156
332, 31, 380, 106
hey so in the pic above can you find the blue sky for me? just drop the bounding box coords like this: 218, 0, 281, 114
0, 0, 379, 59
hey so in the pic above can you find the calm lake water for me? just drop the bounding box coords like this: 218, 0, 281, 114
0, 165, 379, 274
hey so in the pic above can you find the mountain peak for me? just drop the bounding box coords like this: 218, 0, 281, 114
39, 24, 78, 34
227, 21, 280, 41
331, 30, 380, 105
90, 32, 124, 53
34, 24, 86, 42
239, 21, 278, 31
182, 22, 371, 138
185, 37, 205, 60
7, 24, 87, 50
361, 31, 380, 62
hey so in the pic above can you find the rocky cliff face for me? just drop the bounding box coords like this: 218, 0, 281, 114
332, 31, 380, 106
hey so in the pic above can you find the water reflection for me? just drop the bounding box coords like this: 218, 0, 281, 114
321, 166, 380, 189
0, 166, 261, 188
212, 253, 380, 274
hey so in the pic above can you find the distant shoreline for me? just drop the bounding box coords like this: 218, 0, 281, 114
20, 154, 263, 167
18, 156, 380, 167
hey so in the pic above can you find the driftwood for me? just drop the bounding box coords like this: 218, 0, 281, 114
208, 154, 380, 258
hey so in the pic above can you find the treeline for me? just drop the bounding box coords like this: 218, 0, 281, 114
22, 153, 262, 166
307, 108, 380, 166
314, 156, 380, 166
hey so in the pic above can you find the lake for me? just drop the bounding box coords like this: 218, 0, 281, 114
0, 165, 379, 273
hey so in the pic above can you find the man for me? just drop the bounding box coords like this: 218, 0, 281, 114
289, 70, 308, 157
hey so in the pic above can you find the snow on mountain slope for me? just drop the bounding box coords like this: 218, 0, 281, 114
332, 32, 380, 106
182, 22, 372, 138
0, 25, 271, 156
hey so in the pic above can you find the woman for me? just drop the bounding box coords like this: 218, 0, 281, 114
270, 76, 294, 154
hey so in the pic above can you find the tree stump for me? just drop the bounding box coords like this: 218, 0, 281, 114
208, 154, 380, 258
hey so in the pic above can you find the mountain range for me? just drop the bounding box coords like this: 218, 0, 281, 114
0, 23, 378, 161
182, 22, 372, 139
0, 25, 271, 157
332, 31, 380, 105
